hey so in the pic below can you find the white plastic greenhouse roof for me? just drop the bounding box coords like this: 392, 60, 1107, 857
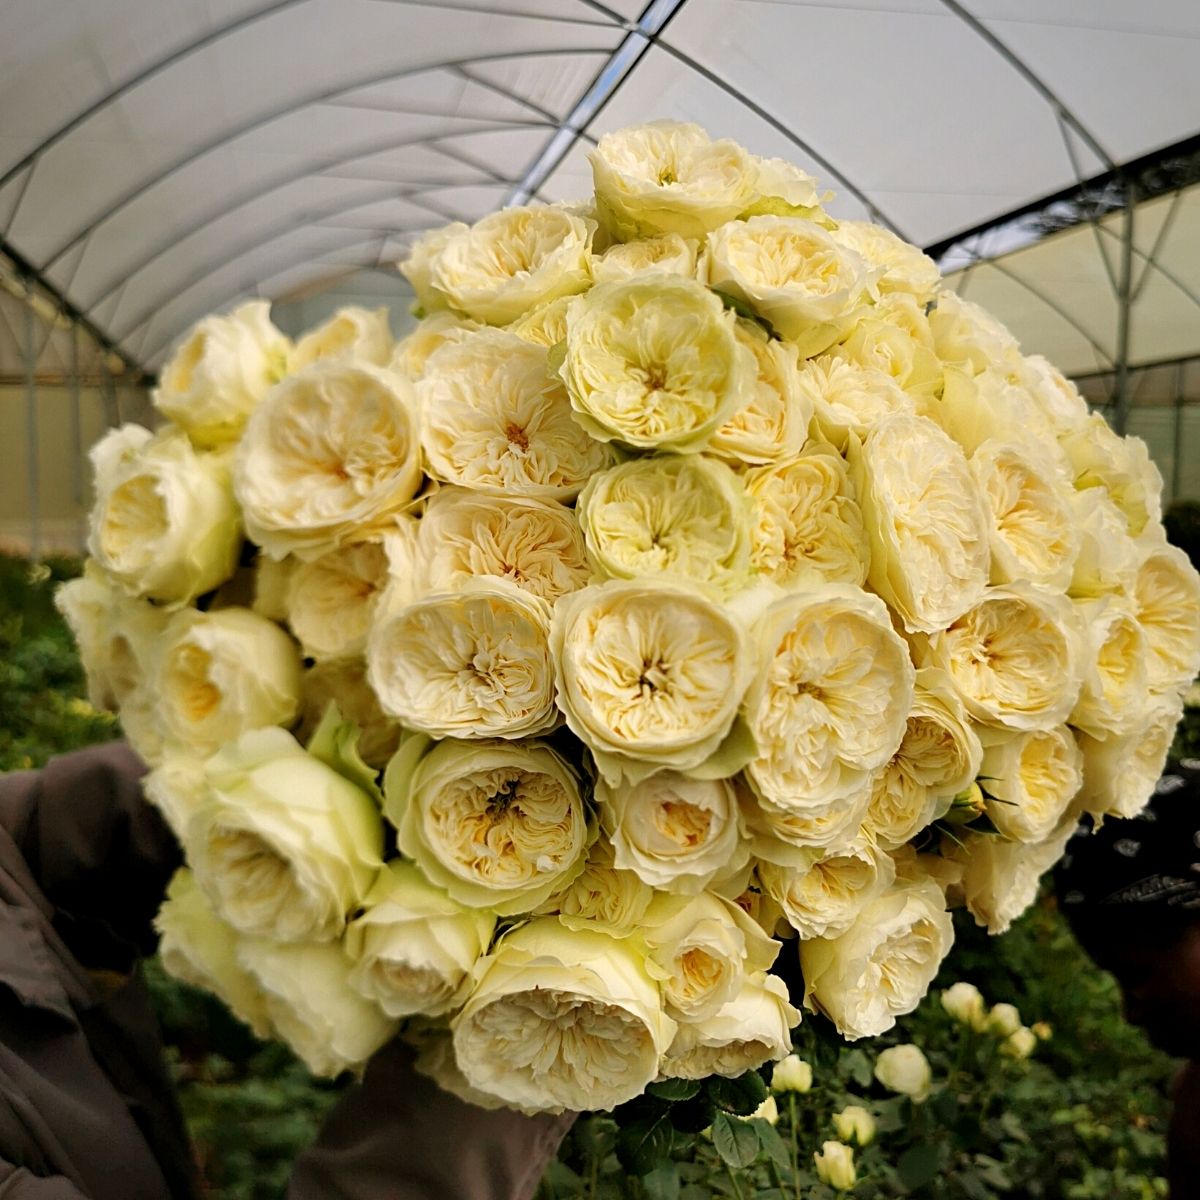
2, 0, 1199, 374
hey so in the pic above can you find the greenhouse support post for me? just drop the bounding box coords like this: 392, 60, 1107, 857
1112, 178, 1137, 435
23, 278, 40, 559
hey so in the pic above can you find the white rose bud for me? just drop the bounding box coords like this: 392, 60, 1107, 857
771, 1053, 813, 1094
344, 861, 496, 1018
874, 1043, 932, 1101
1001, 1026, 1038, 1059
88, 426, 241, 604
832, 1105, 876, 1147
941, 981, 986, 1030
814, 1141, 857, 1191
155, 300, 290, 447
987, 1002, 1022, 1037
289, 306, 393, 370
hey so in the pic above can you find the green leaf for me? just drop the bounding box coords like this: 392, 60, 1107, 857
616, 1113, 674, 1177
753, 1120, 791, 1169
710, 1112, 761, 1169
642, 1164, 682, 1200
710, 289, 777, 339
669, 1094, 718, 1134
838, 1048, 873, 1088
897, 1142, 940, 1190
929, 1088, 959, 1126
573, 1114, 618, 1158
648, 1078, 702, 1102
706, 1070, 768, 1116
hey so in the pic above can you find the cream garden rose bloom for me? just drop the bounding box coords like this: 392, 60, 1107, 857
801, 876, 953, 1040
599, 771, 747, 894
703, 216, 878, 356
88, 426, 241, 604
744, 445, 869, 589
970, 439, 1080, 590
1076, 695, 1185, 820
390, 310, 481, 379
874, 1044, 932, 1101
295, 658, 401, 769
285, 539, 389, 660
758, 843, 895, 940
862, 668, 982, 850
237, 938, 397, 1077
918, 583, 1082, 731
1060, 414, 1163, 537
1070, 597, 1151, 739
1019, 354, 1091, 434
954, 818, 1075, 934
550, 579, 750, 785
1069, 487, 1140, 598
536, 837, 654, 935
642, 891, 778, 1022
742, 586, 914, 808
154, 300, 290, 447
420, 328, 610, 499
143, 755, 209, 842
367, 579, 556, 739
289, 305, 393, 370
452, 918, 676, 1113
748, 791, 873, 857
153, 607, 300, 757
707, 319, 811, 465
417, 206, 594, 325
801, 356, 916, 449
829, 220, 940, 300
849, 413, 990, 634
506, 294, 574, 348
928, 291, 1022, 377
577, 454, 752, 595
156, 869, 272, 1038
188, 727, 383, 942
344, 861, 496, 1018
398, 220, 465, 315
589, 121, 758, 241
1131, 541, 1200, 696
979, 725, 1083, 843
561, 276, 754, 453
234, 363, 422, 559
592, 233, 699, 283
383, 734, 592, 915
412, 487, 590, 603
659, 972, 799, 1080
830, 294, 941, 400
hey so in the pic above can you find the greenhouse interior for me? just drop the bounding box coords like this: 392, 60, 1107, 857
3, 3, 1200, 1199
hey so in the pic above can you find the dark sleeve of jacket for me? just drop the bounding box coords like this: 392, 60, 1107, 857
288, 1039, 575, 1200
0, 742, 180, 969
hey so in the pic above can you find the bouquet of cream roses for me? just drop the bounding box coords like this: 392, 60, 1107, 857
57, 120, 1200, 1114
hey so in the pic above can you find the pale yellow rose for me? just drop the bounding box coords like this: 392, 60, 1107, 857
1070, 597, 1152, 739
745, 155, 822, 216
418, 206, 594, 324
849, 413, 990, 633
862, 668, 982, 849
592, 233, 699, 283
830, 293, 941, 400
1076, 695, 1185, 820
550, 579, 751, 785
801, 876, 953, 1039
399, 221, 466, 316
801, 356, 916, 449
771, 1053, 813, 1093
367, 579, 557, 740
742, 585, 914, 808
1132, 542, 1200, 696
88, 426, 241, 604
707, 319, 811, 465
918, 583, 1082, 731
506, 294, 574, 348
576, 454, 752, 596
829, 221, 940, 300
702, 216, 878, 355
833, 1105, 876, 1147
452, 918, 676, 1113
642, 891, 778, 1022
928, 291, 1022, 377
1060, 414, 1163, 537
659, 972, 799, 1080
535, 836, 654, 936
1068, 487, 1140, 598
599, 771, 747, 894
758, 843, 895, 940
814, 1141, 857, 1190
285, 540, 389, 661
155, 868, 272, 1038
420, 328, 610, 500
238, 937, 397, 1077
589, 121, 757, 241
987, 1002, 1022, 1037
411, 486, 590, 604
747, 791, 873, 857
406, 1020, 509, 1111
979, 725, 1083, 843
154, 300, 290, 447
187, 727, 383, 942
252, 554, 293, 623
383, 733, 592, 915
143, 756, 209, 842
153, 607, 301, 758
560, 276, 755, 453
1018, 354, 1091, 435
289, 306, 393, 370
390, 310, 481, 380
234, 363, 421, 560
874, 1043, 932, 1100
344, 861, 496, 1018
744, 444, 869, 589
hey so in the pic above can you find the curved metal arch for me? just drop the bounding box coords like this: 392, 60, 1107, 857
39, 44, 619, 273
115, 183, 484, 344
137, 230, 413, 363
936, 0, 1116, 173
1094, 217, 1200, 313
81, 121, 556, 315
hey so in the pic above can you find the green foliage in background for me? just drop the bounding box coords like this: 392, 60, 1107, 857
0, 549, 1189, 1198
